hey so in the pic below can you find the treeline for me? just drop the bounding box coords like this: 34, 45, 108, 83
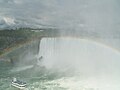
0, 29, 37, 55
0, 27, 59, 55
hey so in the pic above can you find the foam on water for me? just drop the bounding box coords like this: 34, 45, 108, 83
11, 65, 33, 72
36, 37, 120, 90
28, 75, 120, 90
1, 37, 120, 90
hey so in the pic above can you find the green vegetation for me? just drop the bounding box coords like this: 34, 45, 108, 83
0, 28, 59, 56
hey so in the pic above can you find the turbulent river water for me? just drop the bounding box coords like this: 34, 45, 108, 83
1, 37, 120, 90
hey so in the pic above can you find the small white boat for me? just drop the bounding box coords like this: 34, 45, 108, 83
11, 78, 27, 89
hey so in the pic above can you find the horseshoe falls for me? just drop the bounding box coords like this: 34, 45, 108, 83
1, 37, 120, 90
0, 0, 120, 90
37, 37, 120, 90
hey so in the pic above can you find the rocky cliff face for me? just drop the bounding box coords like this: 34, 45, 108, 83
0, 29, 31, 54
0, 29, 42, 64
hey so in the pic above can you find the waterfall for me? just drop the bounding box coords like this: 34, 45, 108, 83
38, 37, 120, 75
36, 37, 120, 90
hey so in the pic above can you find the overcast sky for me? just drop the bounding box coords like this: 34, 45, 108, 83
0, 0, 119, 30
0, 0, 120, 44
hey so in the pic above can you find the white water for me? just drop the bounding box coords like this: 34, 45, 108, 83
37, 37, 120, 90
11, 65, 33, 72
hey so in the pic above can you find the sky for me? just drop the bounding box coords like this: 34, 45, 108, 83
0, 0, 120, 47
0, 1, 120, 89
0, 0, 120, 31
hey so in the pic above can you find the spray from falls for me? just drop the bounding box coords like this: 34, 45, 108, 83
8, 37, 120, 90
37, 37, 120, 90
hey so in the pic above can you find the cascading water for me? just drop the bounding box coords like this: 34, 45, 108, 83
1, 37, 120, 90
35, 37, 120, 90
